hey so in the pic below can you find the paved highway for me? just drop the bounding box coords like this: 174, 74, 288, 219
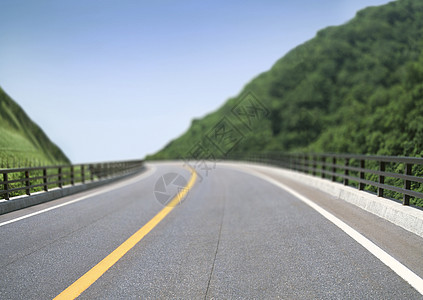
0, 162, 422, 299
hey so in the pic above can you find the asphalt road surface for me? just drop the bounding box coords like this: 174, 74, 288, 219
0, 161, 422, 299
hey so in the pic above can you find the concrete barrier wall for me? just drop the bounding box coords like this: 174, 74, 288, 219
261, 166, 423, 239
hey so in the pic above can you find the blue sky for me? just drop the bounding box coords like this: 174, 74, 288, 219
0, 0, 392, 163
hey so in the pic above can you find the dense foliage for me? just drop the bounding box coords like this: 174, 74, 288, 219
0, 86, 70, 167
149, 0, 423, 161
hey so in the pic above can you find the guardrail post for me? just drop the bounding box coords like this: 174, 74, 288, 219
298, 155, 303, 171
278, 154, 282, 168
359, 160, 365, 190
71, 166, 75, 185
343, 158, 349, 186
81, 165, 85, 184
43, 168, 48, 191
25, 170, 30, 195
89, 164, 93, 181
295, 156, 298, 171
312, 156, 317, 176
331, 157, 336, 182
3, 172, 9, 200
378, 161, 385, 197
58, 167, 63, 188
307, 154, 312, 174
321, 156, 326, 179
403, 163, 412, 206
297, 156, 301, 172
307, 155, 313, 174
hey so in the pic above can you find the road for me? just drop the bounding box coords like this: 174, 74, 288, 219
0, 162, 422, 299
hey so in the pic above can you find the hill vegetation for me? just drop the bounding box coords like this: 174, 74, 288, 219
0, 86, 70, 168
148, 0, 423, 161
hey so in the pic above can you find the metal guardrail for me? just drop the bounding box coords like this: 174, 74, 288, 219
0, 160, 144, 200
241, 153, 423, 206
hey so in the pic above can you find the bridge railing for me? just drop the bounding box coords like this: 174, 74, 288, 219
240, 153, 423, 206
0, 160, 144, 200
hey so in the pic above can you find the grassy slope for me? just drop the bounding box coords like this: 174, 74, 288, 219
149, 0, 423, 160
0, 86, 70, 167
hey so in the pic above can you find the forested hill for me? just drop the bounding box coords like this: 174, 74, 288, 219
149, 0, 423, 160
0, 86, 70, 167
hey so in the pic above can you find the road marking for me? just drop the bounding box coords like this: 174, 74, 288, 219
54, 168, 197, 300
249, 169, 423, 296
0, 167, 155, 228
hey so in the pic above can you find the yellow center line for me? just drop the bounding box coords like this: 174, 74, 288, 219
54, 168, 197, 300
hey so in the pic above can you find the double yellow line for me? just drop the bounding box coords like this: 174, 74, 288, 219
54, 169, 197, 299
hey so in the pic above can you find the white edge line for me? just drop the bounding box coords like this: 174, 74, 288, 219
0, 166, 156, 228
248, 169, 423, 296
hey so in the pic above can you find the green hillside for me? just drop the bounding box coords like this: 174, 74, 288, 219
0, 86, 70, 168
148, 0, 423, 161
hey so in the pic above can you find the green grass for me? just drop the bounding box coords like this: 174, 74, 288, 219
0, 128, 52, 168
0, 86, 70, 169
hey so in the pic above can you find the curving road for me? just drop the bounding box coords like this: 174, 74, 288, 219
0, 162, 422, 299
